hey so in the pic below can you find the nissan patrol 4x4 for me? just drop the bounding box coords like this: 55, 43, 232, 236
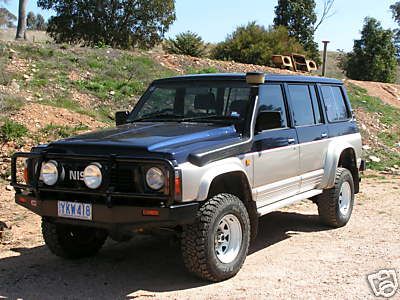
12, 72, 364, 282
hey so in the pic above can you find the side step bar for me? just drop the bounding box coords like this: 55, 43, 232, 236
257, 189, 322, 217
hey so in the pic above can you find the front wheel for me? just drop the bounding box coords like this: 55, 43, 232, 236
181, 194, 250, 282
316, 168, 355, 228
42, 219, 107, 259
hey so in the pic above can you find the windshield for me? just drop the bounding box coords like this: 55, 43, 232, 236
128, 82, 253, 124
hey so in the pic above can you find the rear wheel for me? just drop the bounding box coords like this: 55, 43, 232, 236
181, 194, 250, 282
316, 168, 355, 227
42, 219, 107, 259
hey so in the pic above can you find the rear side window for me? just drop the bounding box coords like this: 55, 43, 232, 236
258, 85, 288, 128
288, 85, 319, 126
321, 86, 350, 122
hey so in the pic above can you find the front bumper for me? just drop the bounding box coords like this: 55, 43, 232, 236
16, 194, 199, 230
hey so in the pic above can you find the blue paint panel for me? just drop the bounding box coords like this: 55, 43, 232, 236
252, 128, 298, 152
155, 73, 343, 85
328, 121, 359, 137
296, 124, 329, 143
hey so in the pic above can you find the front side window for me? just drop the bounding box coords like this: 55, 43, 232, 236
321, 85, 350, 122
129, 82, 253, 124
258, 85, 288, 128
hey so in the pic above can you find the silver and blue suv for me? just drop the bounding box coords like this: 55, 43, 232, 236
12, 72, 364, 282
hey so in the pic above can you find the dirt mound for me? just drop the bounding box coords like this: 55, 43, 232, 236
348, 79, 400, 109
152, 53, 302, 75
9, 102, 106, 132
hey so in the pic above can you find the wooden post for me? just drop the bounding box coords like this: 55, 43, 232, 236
322, 41, 330, 77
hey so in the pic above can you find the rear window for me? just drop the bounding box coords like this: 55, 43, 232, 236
320, 86, 350, 122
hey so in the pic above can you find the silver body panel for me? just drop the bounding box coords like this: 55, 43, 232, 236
252, 144, 300, 204
179, 132, 362, 217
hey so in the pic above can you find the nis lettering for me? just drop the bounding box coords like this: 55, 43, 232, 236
69, 170, 84, 181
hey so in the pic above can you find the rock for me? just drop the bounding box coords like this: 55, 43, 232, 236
23, 74, 30, 80
394, 165, 399, 169
10, 79, 20, 92
369, 155, 381, 163
8, 48, 17, 59
362, 145, 371, 151
109, 90, 115, 96
5, 185, 13, 191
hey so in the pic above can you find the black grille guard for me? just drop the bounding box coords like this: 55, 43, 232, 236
11, 152, 177, 205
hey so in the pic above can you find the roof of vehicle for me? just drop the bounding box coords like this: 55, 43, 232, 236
153, 73, 343, 85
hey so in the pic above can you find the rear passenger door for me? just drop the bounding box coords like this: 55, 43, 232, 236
287, 84, 329, 193
252, 84, 300, 205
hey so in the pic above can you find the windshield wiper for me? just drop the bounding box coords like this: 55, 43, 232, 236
132, 113, 185, 122
182, 115, 240, 122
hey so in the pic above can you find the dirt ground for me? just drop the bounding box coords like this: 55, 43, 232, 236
0, 175, 399, 300
348, 79, 400, 109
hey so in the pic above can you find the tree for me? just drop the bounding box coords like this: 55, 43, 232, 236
211, 22, 306, 66
0, 7, 16, 28
390, 2, 400, 55
164, 31, 206, 57
35, 14, 46, 31
26, 11, 36, 29
274, 0, 335, 63
16, 0, 28, 39
345, 17, 397, 83
37, 0, 176, 49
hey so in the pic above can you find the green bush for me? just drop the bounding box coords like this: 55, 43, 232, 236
0, 120, 28, 142
344, 18, 397, 83
211, 22, 306, 66
37, 0, 176, 49
164, 31, 206, 57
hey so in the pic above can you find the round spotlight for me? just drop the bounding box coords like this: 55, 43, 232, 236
83, 163, 102, 189
146, 167, 165, 190
41, 160, 59, 186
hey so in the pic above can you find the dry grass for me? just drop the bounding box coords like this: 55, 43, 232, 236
0, 29, 51, 43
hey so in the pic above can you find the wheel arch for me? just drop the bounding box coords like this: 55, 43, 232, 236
206, 171, 258, 243
320, 141, 359, 193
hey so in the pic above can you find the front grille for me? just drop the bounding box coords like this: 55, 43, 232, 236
31, 159, 163, 195
12, 152, 173, 205
56, 161, 144, 194
110, 166, 143, 193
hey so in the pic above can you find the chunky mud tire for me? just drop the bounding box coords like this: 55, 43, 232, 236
181, 194, 250, 282
317, 168, 355, 228
42, 219, 107, 259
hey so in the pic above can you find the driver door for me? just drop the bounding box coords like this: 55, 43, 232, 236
252, 84, 300, 205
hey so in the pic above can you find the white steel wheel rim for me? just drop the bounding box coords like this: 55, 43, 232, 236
214, 214, 242, 264
339, 181, 351, 216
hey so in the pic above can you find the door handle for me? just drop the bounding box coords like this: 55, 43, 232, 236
288, 138, 296, 144
321, 133, 328, 139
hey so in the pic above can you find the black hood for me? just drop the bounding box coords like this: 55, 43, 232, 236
47, 122, 243, 163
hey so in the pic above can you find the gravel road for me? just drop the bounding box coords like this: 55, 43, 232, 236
0, 175, 399, 299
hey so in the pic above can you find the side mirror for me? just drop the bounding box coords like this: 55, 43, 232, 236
115, 111, 129, 126
255, 111, 282, 133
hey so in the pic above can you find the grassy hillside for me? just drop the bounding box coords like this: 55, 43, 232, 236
0, 42, 399, 176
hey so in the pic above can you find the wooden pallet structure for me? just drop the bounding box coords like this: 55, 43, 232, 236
272, 53, 318, 73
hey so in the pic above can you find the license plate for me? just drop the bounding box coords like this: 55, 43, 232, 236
57, 201, 92, 220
